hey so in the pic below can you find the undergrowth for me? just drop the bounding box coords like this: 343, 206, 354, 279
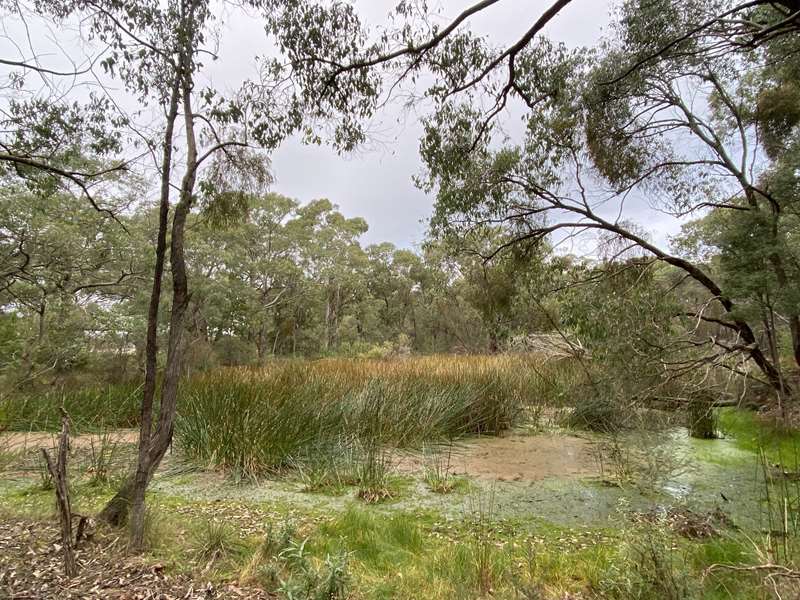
0, 381, 142, 432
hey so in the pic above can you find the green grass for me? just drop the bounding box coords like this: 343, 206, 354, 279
0, 470, 779, 600
1, 355, 584, 481
0, 381, 142, 432
719, 407, 800, 467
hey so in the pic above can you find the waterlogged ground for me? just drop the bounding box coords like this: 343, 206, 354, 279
0, 424, 766, 525
143, 428, 765, 526
0, 415, 788, 599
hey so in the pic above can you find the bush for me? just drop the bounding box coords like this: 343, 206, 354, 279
213, 336, 257, 366
566, 394, 626, 433
601, 523, 696, 600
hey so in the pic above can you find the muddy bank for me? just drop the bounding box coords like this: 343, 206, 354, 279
1, 430, 139, 452
396, 433, 597, 482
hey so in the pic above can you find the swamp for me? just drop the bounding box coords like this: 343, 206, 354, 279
3, 0, 800, 598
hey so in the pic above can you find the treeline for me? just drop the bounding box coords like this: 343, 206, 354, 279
1, 0, 798, 411
0, 189, 567, 385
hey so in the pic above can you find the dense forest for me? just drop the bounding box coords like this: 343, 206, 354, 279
2, 0, 800, 598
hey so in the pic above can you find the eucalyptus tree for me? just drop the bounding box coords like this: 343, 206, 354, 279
186, 192, 307, 359
0, 1, 132, 223
287, 199, 370, 352
280, 0, 800, 403
37, 0, 374, 547
0, 187, 140, 382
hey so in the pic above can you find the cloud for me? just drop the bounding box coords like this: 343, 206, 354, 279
222, 1, 616, 249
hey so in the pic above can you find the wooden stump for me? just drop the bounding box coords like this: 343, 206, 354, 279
41, 411, 77, 577
688, 399, 717, 439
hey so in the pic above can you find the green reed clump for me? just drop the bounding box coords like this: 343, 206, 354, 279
176, 356, 540, 479
176, 368, 341, 478
0, 381, 142, 432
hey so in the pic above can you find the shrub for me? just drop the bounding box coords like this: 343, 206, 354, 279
566, 394, 626, 433
213, 336, 257, 366
601, 524, 696, 600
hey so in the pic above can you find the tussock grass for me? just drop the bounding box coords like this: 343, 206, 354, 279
176, 355, 563, 479
1, 355, 583, 480
0, 381, 142, 432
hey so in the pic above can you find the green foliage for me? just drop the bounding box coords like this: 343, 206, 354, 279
600, 524, 696, 600
719, 408, 800, 468
1, 381, 142, 432
212, 336, 257, 367
242, 521, 351, 600
566, 396, 627, 434
175, 356, 535, 479
311, 506, 424, 574
193, 520, 244, 561
0, 189, 142, 385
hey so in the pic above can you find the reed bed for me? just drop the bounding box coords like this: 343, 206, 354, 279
176, 355, 576, 479
0, 381, 143, 432
0, 355, 584, 479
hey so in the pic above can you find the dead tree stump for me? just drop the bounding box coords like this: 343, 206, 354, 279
688, 397, 717, 439
41, 410, 77, 577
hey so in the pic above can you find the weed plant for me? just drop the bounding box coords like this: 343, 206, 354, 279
422, 443, 460, 494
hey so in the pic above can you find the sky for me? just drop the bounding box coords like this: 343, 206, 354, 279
1, 0, 686, 255
219, 0, 619, 251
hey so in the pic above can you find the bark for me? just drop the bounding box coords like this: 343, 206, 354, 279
42, 412, 76, 577
488, 329, 499, 354
99, 1, 203, 540
125, 40, 201, 548
256, 325, 266, 359
272, 325, 281, 355
98, 71, 181, 534
36, 299, 46, 344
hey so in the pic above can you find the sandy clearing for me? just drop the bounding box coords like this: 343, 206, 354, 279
0, 429, 139, 451
397, 433, 598, 482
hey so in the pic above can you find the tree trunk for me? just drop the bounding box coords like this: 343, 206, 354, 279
488, 329, 499, 354
98, 46, 183, 541
36, 299, 46, 344
42, 412, 76, 577
129, 56, 199, 549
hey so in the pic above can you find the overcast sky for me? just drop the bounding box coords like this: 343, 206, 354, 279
2, 0, 687, 255
224, 1, 619, 252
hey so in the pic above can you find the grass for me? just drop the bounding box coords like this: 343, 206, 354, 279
719, 407, 800, 468
4, 356, 793, 597
0, 465, 782, 600
175, 355, 573, 480
0, 354, 584, 482
0, 381, 142, 432
193, 519, 245, 560
421, 443, 470, 494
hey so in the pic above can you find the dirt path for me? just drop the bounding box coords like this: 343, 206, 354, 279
0, 429, 139, 451
398, 433, 598, 482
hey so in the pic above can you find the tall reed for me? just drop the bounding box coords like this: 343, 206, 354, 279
176, 355, 558, 479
